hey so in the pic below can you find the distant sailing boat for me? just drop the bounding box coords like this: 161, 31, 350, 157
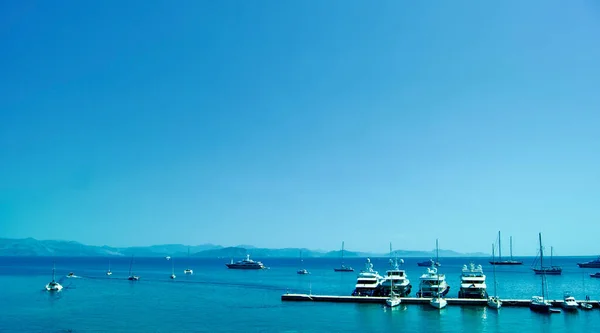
127, 255, 140, 281
106, 260, 112, 276
334, 241, 354, 272
532, 246, 562, 275
297, 250, 309, 275
417, 239, 441, 267
489, 231, 523, 265
184, 247, 193, 275
45, 262, 63, 291
385, 243, 401, 307
170, 257, 176, 279
487, 243, 502, 309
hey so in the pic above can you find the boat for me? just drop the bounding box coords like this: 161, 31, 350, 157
184, 247, 193, 275
529, 233, 552, 313
417, 239, 441, 267
170, 257, 176, 279
581, 272, 593, 310
385, 246, 402, 308
380, 243, 411, 297
334, 241, 354, 272
165, 256, 171, 260
590, 272, 600, 278
578, 257, 600, 268
487, 243, 502, 309
562, 292, 579, 311
45, 262, 63, 292
430, 293, 447, 309
226, 254, 265, 269
67, 272, 75, 278
532, 246, 562, 275
581, 302, 593, 310
127, 255, 140, 281
106, 260, 112, 276
297, 250, 309, 275
458, 263, 488, 299
489, 231, 523, 265
352, 258, 384, 296
416, 265, 449, 298
380, 245, 411, 296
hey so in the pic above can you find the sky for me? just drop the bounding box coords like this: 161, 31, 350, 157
1, 1, 600, 255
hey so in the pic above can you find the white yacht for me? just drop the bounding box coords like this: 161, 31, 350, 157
226, 254, 266, 269
380, 258, 411, 297
458, 263, 488, 299
352, 258, 384, 296
562, 293, 578, 311
45, 263, 63, 292
416, 265, 449, 298
106, 260, 112, 276
184, 247, 193, 274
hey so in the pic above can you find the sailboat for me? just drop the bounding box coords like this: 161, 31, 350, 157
170, 257, 176, 279
106, 260, 112, 276
127, 255, 140, 281
45, 262, 63, 292
334, 241, 354, 272
429, 269, 447, 309
297, 250, 309, 275
385, 243, 401, 307
417, 239, 441, 267
487, 243, 502, 309
489, 231, 523, 265
529, 233, 555, 313
184, 247, 193, 275
532, 246, 562, 275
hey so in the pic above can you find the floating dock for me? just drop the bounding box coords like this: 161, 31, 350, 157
281, 293, 599, 308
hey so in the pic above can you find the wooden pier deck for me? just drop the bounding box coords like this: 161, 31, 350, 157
281, 293, 600, 308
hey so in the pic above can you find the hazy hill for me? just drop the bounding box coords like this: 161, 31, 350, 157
0, 238, 488, 257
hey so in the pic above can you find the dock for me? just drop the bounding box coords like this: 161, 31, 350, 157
281, 293, 600, 308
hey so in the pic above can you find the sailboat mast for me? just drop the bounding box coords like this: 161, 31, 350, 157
436, 239, 439, 263
52, 262, 56, 282
129, 255, 133, 275
550, 246, 553, 267
498, 231, 502, 261
492, 244, 497, 298
172, 257, 175, 274
510, 236, 513, 260
538, 233, 545, 299
341, 241, 345, 265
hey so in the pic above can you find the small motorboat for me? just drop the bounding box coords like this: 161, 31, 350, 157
128, 275, 140, 281
67, 272, 75, 278
297, 269, 309, 275
487, 296, 502, 309
562, 293, 579, 311
580, 302, 593, 310
590, 272, 600, 278
170, 274, 176, 279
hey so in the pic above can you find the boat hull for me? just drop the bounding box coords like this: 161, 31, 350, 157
533, 268, 562, 275
417, 286, 450, 298
487, 297, 502, 309
334, 268, 354, 272
385, 298, 401, 307
530, 303, 552, 313
226, 264, 264, 269
489, 261, 523, 265
458, 289, 488, 299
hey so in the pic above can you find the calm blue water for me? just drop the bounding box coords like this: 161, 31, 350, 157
0, 256, 599, 332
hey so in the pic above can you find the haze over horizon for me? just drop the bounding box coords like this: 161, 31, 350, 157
2, 1, 599, 256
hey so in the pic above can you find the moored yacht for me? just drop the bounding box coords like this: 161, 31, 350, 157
416, 265, 449, 298
430, 293, 447, 309
577, 256, 600, 268
226, 254, 265, 269
380, 258, 411, 297
45, 263, 63, 292
352, 258, 384, 296
458, 263, 488, 299
127, 255, 140, 281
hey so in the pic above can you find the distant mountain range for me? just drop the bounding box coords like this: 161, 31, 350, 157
0, 238, 489, 258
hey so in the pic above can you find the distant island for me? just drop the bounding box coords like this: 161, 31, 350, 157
0, 238, 489, 258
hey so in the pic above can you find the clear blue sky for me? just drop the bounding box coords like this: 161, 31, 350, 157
1, 1, 599, 255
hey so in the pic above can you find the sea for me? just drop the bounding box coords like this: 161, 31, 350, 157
0, 256, 599, 332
